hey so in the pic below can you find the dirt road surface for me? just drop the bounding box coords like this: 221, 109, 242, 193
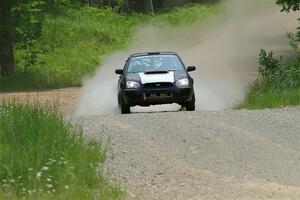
79, 108, 300, 200
0, 88, 80, 115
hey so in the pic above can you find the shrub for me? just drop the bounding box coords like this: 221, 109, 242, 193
258, 49, 300, 89
240, 50, 300, 109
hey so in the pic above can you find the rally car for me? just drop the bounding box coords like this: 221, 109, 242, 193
115, 52, 196, 114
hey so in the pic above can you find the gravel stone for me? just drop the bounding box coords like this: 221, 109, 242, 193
75, 107, 300, 200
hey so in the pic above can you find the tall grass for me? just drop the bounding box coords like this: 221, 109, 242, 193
240, 83, 300, 109
152, 4, 218, 26
0, 4, 219, 91
0, 102, 121, 199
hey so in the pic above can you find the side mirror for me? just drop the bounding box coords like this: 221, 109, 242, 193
187, 66, 196, 72
115, 69, 123, 75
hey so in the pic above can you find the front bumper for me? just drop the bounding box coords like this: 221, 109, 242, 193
122, 87, 194, 106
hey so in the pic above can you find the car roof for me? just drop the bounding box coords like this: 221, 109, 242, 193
128, 52, 178, 59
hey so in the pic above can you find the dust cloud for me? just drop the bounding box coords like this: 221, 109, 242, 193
75, 0, 298, 115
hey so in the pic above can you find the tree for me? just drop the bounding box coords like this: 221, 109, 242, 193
0, 0, 15, 75
144, 0, 154, 13
0, 0, 47, 76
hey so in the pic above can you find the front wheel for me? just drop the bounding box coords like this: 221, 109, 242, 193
120, 95, 131, 114
185, 94, 195, 111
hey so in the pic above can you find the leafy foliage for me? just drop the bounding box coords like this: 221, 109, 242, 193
276, 0, 300, 43
258, 49, 300, 89
276, 0, 300, 12
240, 50, 300, 109
12, 1, 46, 74
287, 32, 300, 50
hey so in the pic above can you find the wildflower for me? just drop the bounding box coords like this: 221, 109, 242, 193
46, 178, 51, 182
36, 171, 42, 178
42, 166, 48, 171
46, 184, 53, 188
65, 185, 69, 189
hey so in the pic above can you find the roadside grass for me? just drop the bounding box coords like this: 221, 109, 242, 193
0, 101, 121, 199
239, 83, 300, 109
0, 4, 219, 92
152, 4, 219, 26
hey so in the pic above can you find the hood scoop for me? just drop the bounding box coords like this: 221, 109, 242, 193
139, 71, 175, 84
144, 70, 169, 75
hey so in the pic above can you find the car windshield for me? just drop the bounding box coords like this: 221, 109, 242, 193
127, 55, 184, 73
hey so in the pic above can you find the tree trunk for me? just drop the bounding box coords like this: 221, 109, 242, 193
144, 0, 154, 14
122, 0, 130, 12
0, 1, 15, 75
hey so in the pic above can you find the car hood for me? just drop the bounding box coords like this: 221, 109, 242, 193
126, 70, 188, 84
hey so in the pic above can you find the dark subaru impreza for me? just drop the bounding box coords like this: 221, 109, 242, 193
115, 52, 196, 114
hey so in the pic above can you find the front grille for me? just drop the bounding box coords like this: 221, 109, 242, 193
144, 82, 173, 89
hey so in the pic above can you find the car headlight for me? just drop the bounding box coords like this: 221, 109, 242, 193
176, 78, 189, 88
126, 81, 140, 89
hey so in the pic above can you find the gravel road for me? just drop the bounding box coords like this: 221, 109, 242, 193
78, 107, 300, 200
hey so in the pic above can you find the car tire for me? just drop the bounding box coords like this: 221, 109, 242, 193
118, 92, 121, 106
120, 95, 131, 114
186, 93, 195, 111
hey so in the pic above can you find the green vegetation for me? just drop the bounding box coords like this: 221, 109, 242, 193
240, 86, 300, 109
152, 4, 218, 26
0, 3, 218, 91
0, 102, 121, 199
240, 50, 300, 109
0, 7, 142, 91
